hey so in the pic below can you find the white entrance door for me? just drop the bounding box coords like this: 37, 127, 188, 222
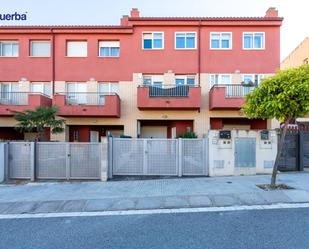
90, 131, 99, 142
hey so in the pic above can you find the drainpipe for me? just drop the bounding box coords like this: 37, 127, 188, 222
198, 19, 202, 86
51, 28, 55, 96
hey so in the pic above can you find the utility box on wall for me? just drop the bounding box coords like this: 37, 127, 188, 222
208, 130, 278, 177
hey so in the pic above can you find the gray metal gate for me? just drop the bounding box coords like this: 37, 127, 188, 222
8, 142, 33, 179
110, 138, 208, 177
235, 138, 256, 168
300, 131, 309, 168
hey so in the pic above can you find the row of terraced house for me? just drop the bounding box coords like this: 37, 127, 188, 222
0, 8, 283, 142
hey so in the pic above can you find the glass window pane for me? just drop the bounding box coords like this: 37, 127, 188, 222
186, 35, 195, 48
243, 75, 253, 84
110, 83, 119, 94
153, 33, 162, 40
31, 42, 50, 57
143, 77, 152, 85
187, 77, 195, 85
221, 75, 231, 84
176, 79, 185, 85
110, 47, 119, 56
67, 41, 87, 57
12, 43, 19, 56
153, 81, 162, 88
153, 39, 162, 48
2, 43, 12, 56
221, 40, 230, 48
143, 39, 152, 49
211, 40, 220, 48
176, 36, 185, 48
100, 47, 110, 57
254, 33, 263, 48
99, 83, 109, 93
31, 83, 44, 93
244, 34, 253, 48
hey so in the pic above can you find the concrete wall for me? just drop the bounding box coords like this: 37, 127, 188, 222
208, 130, 277, 176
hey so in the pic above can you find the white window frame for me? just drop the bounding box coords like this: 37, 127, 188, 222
175, 75, 196, 85
30, 40, 51, 57
175, 32, 197, 50
30, 82, 52, 96
210, 74, 232, 88
142, 32, 164, 50
98, 82, 119, 94
98, 41, 120, 57
0, 41, 19, 57
242, 32, 265, 50
66, 41, 88, 57
142, 75, 164, 86
210, 32, 232, 50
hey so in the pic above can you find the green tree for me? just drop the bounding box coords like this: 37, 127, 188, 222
12, 106, 65, 141
242, 65, 309, 188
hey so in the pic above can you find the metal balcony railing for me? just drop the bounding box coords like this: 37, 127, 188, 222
211, 84, 257, 98
141, 85, 197, 97
0, 92, 30, 105
62, 92, 117, 106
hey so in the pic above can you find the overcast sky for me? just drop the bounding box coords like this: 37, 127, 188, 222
1, 0, 308, 61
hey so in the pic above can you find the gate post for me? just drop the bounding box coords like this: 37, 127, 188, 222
30, 142, 35, 182
108, 136, 113, 179
178, 138, 183, 177
65, 143, 70, 180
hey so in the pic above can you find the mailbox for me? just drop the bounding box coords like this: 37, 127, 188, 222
219, 130, 231, 139
260, 130, 269, 140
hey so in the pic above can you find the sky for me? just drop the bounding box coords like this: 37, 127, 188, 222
0, 0, 308, 61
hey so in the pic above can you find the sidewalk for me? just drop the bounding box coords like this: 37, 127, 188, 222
1, 172, 309, 215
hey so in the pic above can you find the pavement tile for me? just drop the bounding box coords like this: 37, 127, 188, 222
237, 193, 267, 205
188, 196, 212, 207
281, 190, 309, 203
5, 201, 38, 214
32, 201, 64, 213
259, 191, 292, 204
58, 200, 87, 213
135, 197, 164, 210
163, 196, 190, 208
210, 195, 241, 207
84, 199, 114, 212
111, 199, 137, 211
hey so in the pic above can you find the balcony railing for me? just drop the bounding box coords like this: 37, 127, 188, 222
211, 84, 257, 98
62, 92, 118, 106
140, 85, 197, 97
0, 92, 49, 105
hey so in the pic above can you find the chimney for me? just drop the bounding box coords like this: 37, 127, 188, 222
265, 7, 278, 17
130, 8, 140, 18
120, 15, 129, 26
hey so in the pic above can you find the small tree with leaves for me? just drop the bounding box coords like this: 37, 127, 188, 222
12, 106, 65, 141
242, 65, 309, 188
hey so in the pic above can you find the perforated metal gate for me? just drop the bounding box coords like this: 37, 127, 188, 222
110, 138, 208, 177
235, 138, 256, 168
8, 142, 102, 180
8, 142, 33, 179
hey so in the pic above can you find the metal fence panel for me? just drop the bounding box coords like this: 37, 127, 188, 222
182, 139, 207, 175
36, 142, 67, 179
146, 139, 178, 175
69, 143, 101, 179
112, 139, 144, 175
8, 142, 31, 179
278, 133, 298, 171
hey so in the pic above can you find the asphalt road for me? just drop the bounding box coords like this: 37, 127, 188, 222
1, 208, 309, 249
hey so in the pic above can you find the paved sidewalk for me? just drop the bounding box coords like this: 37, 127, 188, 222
0, 172, 309, 214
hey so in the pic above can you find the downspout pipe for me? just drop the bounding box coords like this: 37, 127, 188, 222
198, 19, 202, 86
51, 28, 55, 96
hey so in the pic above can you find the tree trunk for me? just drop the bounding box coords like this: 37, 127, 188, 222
270, 119, 290, 188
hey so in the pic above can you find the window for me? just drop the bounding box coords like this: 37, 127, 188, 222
30, 41, 51, 57
143, 75, 163, 87
175, 32, 196, 49
66, 41, 87, 57
210, 74, 231, 88
98, 82, 119, 94
31, 82, 51, 96
143, 32, 163, 49
243, 32, 265, 49
99, 41, 120, 57
0, 41, 18, 57
66, 83, 87, 104
175, 75, 196, 85
303, 58, 308, 65
0, 83, 20, 104
210, 33, 232, 49
242, 74, 265, 85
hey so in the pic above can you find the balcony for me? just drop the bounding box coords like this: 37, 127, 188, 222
0, 92, 52, 116
209, 84, 257, 110
53, 93, 120, 117
137, 85, 201, 110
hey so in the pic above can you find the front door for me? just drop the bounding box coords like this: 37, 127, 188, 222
90, 131, 99, 143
